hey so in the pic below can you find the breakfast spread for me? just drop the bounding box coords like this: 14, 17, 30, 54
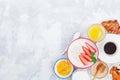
53, 19, 120, 80
54, 58, 73, 78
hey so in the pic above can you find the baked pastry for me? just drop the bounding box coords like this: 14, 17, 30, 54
101, 20, 120, 34
110, 64, 120, 80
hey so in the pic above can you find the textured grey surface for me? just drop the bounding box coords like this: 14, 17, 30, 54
0, 0, 120, 80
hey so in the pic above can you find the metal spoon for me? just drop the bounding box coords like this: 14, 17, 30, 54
62, 32, 81, 56
49, 32, 81, 80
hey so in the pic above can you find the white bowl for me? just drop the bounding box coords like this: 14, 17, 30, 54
67, 38, 99, 69
72, 69, 90, 80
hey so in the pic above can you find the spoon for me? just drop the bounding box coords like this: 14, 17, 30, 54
92, 63, 106, 80
62, 32, 81, 56
49, 32, 81, 80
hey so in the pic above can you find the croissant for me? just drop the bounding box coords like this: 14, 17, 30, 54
101, 20, 120, 34
110, 67, 120, 80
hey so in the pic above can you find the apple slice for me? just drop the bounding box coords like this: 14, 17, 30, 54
79, 55, 88, 66
81, 53, 92, 62
82, 46, 91, 56
85, 42, 96, 53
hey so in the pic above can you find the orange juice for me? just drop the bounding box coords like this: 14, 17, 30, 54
88, 24, 105, 42
56, 60, 72, 76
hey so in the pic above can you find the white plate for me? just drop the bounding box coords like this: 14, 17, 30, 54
97, 34, 120, 63
72, 69, 90, 80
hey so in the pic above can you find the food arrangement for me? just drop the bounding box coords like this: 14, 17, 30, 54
53, 20, 120, 80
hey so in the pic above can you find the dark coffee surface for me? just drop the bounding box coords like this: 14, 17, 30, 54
104, 42, 116, 55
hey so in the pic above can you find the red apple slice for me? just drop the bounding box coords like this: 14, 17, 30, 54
82, 46, 91, 56
79, 55, 88, 66
85, 42, 96, 53
81, 53, 92, 62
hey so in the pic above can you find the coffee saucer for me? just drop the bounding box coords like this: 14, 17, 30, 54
97, 34, 120, 63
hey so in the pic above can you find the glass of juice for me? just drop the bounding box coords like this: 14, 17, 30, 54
88, 24, 106, 42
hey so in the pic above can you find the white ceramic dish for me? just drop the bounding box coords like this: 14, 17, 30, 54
97, 34, 120, 63
67, 38, 99, 69
72, 69, 90, 80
